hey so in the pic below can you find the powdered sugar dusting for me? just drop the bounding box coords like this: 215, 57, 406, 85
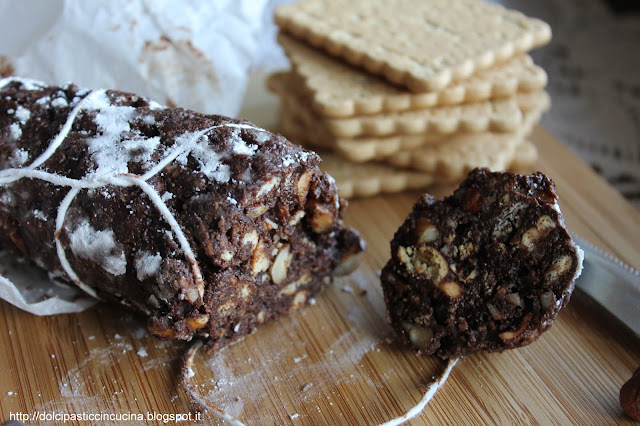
253, 131, 270, 144
135, 251, 162, 281
36, 96, 51, 105
175, 132, 231, 183
88, 130, 162, 179
178, 285, 401, 423
14, 106, 31, 124
0, 76, 47, 91
83, 92, 138, 178
231, 130, 258, 156
170, 125, 268, 183
142, 114, 156, 125
51, 97, 69, 108
148, 100, 164, 110
69, 220, 127, 276
84, 91, 134, 130
178, 281, 454, 425
26, 89, 106, 172
37, 316, 178, 419
282, 155, 295, 167
32, 209, 47, 221
10, 149, 28, 167
6, 105, 31, 145
9, 123, 22, 140
0, 78, 11, 90
282, 150, 312, 168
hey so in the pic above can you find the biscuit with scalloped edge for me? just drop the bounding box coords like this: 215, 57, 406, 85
269, 72, 549, 163
268, 72, 542, 138
279, 33, 548, 118
275, 0, 551, 92
382, 96, 548, 177
385, 133, 526, 179
277, 91, 547, 165
317, 150, 438, 198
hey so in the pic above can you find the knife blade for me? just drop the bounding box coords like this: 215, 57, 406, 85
570, 233, 640, 335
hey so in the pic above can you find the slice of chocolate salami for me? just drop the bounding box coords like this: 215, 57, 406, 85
381, 168, 583, 359
0, 77, 364, 352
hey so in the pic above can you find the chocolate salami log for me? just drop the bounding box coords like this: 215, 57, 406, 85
0, 77, 364, 351
381, 168, 583, 359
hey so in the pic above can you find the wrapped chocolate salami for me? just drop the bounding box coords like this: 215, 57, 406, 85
0, 77, 363, 351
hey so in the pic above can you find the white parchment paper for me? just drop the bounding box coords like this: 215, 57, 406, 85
0, 0, 271, 117
0, 252, 97, 314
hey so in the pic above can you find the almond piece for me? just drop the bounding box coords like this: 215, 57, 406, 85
297, 170, 313, 204
439, 281, 462, 299
271, 244, 292, 285
310, 204, 334, 233
416, 218, 438, 243
186, 314, 209, 330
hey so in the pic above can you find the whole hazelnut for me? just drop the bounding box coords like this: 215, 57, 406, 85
620, 367, 640, 421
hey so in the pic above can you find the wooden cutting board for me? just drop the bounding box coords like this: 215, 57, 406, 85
0, 82, 639, 425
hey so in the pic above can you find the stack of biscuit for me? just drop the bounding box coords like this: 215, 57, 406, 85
268, 0, 552, 198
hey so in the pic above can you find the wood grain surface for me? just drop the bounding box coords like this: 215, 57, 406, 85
0, 84, 639, 425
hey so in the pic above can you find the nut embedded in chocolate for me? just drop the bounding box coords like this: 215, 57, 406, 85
381, 168, 583, 359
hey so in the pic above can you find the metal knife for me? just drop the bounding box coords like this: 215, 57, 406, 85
570, 233, 640, 335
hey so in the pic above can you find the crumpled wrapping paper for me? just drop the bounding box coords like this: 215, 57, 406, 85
0, 251, 98, 314
0, 0, 270, 116
0, 0, 277, 315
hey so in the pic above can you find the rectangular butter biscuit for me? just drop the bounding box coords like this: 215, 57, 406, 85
381, 102, 548, 178
268, 71, 540, 138
279, 33, 548, 118
269, 72, 550, 163
275, 0, 551, 92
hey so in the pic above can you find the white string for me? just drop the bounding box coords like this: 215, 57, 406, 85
0, 77, 269, 301
54, 187, 98, 298
181, 340, 246, 426
181, 336, 458, 425
0, 168, 87, 188
380, 358, 459, 426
